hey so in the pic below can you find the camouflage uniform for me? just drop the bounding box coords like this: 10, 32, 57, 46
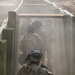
32, 20, 48, 63
17, 64, 53, 75
20, 33, 42, 54
19, 25, 42, 65
17, 50, 53, 75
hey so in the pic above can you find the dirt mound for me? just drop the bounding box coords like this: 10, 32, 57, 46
54, 1, 75, 15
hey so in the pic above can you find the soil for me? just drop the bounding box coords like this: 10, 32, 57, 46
0, 0, 75, 27
56, 1, 75, 15
0, 0, 21, 26
50, 0, 75, 15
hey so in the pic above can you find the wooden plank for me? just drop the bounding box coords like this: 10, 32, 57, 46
0, 40, 7, 75
63, 15, 72, 75
8, 11, 19, 75
18, 14, 64, 18
71, 16, 75, 75
2, 28, 14, 75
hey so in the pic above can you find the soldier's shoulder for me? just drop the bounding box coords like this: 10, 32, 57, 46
33, 33, 39, 36
34, 33, 41, 39
45, 69, 53, 75
20, 64, 26, 69
40, 68, 53, 75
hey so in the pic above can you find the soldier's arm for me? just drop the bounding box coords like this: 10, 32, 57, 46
17, 66, 25, 75
35, 33, 42, 50
19, 38, 23, 50
37, 35, 42, 50
45, 69, 54, 75
48, 71, 53, 75
19, 36, 25, 51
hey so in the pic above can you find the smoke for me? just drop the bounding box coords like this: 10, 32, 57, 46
17, 17, 72, 75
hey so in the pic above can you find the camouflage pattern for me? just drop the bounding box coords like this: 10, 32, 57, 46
19, 33, 42, 65
19, 25, 42, 65
17, 64, 53, 75
18, 50, 53, 75
32, 20, 47, 48
19, 33, 42, 54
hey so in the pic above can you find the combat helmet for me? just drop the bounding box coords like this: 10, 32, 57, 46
32, 20, 42, 29
25, 50, 43, 63
26, 25, 35, 33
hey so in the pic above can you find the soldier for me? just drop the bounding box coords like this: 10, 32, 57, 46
19, 25, 42, 65
32, 20, 48, 64
17, 50, 53, 75
20, 18, 32, 37
20, 25, 42, 54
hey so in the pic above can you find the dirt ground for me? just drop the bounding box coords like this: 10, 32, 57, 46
0, 0, 75, 26
0, 0, 21, 26
57, 1, 75, 15
50, 0, 75, 15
